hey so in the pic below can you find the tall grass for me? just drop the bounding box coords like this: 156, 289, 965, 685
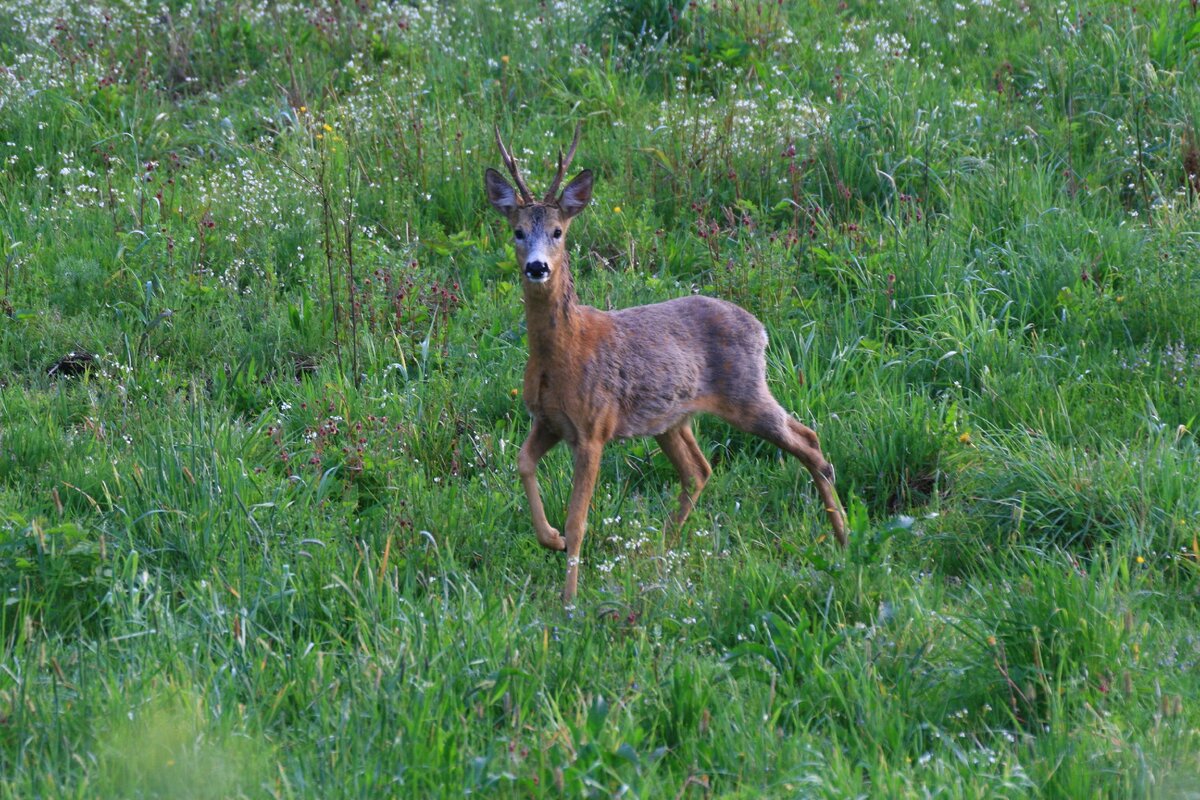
1, 0, 1198, 797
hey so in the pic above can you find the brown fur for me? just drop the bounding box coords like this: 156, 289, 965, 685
486, 139, 848, 605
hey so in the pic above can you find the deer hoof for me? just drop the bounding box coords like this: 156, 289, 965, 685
538, 528, 566, 551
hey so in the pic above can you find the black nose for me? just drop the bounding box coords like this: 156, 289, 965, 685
524, 260, 550, 280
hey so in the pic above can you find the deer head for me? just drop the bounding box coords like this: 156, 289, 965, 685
485, 124, 593, 286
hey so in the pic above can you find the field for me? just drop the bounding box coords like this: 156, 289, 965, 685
2, 0, 1199, 797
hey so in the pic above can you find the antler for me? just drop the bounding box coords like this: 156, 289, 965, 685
494, 125, 535, 205
544, 122, 582, 203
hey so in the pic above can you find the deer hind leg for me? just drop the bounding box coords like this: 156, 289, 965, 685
562, 440, 603, 605
680, 424, 714, 485
784, 417, 848, 546
518, 420, 566, 551
723, 400, 848, 548
655, 423, 711, 530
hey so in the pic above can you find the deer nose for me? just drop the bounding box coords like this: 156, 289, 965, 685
524, 260, 550, 282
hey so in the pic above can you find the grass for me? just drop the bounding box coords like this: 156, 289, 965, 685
2, 0, 1199, 797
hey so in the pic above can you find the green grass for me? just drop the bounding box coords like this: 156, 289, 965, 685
2, 0, 1200, 797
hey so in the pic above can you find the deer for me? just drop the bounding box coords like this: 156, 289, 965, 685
485, 124, 848, 605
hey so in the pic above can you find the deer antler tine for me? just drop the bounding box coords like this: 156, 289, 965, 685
545, 122, 583, 202
494, 124, 535, 204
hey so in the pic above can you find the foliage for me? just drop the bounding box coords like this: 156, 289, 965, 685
1, 0, 1198, 797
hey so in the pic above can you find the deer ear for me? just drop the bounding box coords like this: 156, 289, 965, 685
558, 169, 593, 219
485, 168, 520, 216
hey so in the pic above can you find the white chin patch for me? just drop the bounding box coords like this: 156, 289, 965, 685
525, 273, 550, 284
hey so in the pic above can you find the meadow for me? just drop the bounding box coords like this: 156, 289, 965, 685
1, 0, 1199, 796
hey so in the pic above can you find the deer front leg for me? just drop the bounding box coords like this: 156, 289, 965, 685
562, 440, 603, 605
518, 420, 565, 551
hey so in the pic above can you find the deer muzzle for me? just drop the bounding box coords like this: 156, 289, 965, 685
524, 259, 551, 283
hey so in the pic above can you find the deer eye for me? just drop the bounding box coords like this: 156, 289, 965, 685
553, 228, 563, 239
514, 229, 525, 241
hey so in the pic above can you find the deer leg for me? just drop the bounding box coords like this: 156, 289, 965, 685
655, 424, 711, 529
518, 420, 565, 551
725, 401, 848, 547
562, 440, 603, 605
783, 418, 848, 546
680, 424, 713, 487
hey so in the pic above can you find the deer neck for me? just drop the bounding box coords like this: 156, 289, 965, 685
523, 258, 580, 361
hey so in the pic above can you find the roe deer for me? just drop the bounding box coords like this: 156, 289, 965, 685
486, 124, 848, 604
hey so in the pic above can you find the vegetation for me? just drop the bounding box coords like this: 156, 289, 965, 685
1, 0, 1199, 796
